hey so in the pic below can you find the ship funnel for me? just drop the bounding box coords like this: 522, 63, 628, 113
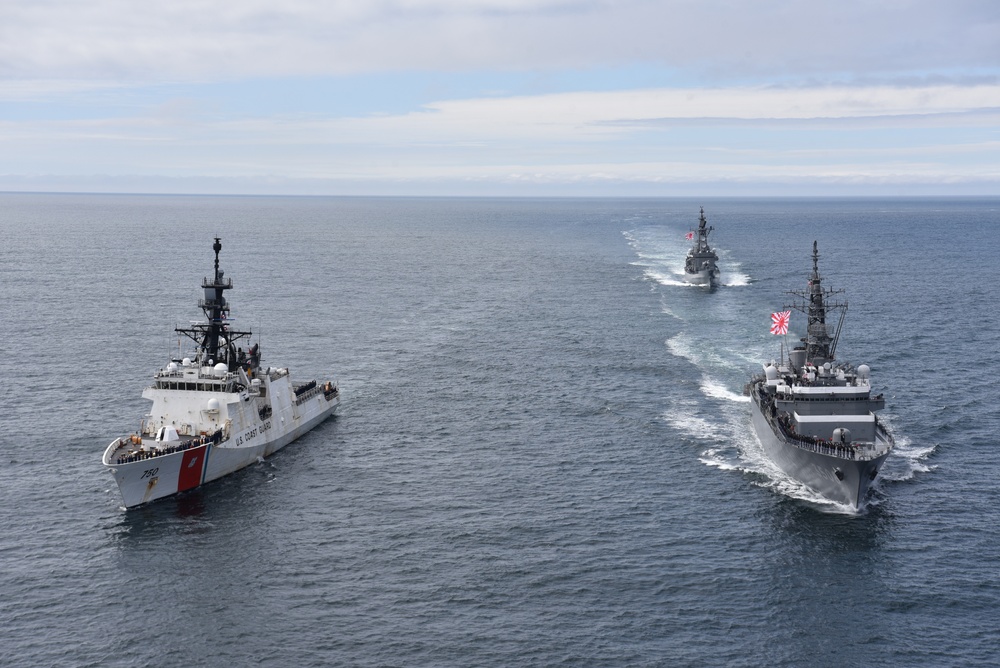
788, 348, 806, 372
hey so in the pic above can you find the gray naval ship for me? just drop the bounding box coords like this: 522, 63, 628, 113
683, 207, 721, 287
747, 242, 893, 508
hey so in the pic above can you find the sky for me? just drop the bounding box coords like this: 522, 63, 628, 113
1, 0, 998, 196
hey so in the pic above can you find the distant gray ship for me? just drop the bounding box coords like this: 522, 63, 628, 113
747, 241, 893, 508
683, 207, 721, 288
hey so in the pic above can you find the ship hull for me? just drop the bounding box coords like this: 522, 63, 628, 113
105, 397, 337, 508
682, 266, 720, 287
750, 395, 888, 508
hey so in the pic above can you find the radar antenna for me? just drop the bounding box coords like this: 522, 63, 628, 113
784, 241, 847, 365
174, 238, 259, 373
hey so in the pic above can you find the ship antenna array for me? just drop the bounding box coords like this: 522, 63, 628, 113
783, 287, 848, 353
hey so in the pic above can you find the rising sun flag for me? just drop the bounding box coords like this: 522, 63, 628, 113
770, 310, 791, 335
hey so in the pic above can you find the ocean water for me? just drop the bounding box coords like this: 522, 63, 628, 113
0, 194, 997, 667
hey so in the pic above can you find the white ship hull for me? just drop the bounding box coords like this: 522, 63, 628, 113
104, 368, 338, 508
104, 376, 338, 508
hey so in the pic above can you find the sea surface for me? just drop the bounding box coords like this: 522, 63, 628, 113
1, 194, 998, 667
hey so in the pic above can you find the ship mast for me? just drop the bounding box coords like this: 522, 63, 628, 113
695, 207, 713, 252
786, 241, 847, 366
175, 238, 257, 371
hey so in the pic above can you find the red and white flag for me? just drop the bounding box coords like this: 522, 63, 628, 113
685, 231, 694, 240
770, 310, 790, 335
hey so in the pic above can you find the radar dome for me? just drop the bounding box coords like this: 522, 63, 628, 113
857, 364, 871, 380
206, 397, 220, 412
764, 365, 778, 381
213, 362, 229, 378
182, 357, 192, 367
167, 361, 178, 371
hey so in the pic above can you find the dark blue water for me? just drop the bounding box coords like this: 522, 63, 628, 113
1, 194, 997, 667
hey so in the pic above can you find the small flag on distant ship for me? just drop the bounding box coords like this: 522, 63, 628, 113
685, 231, 694, 240
770, 310, 791, 335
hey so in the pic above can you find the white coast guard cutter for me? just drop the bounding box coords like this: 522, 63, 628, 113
103, 237, 339, 508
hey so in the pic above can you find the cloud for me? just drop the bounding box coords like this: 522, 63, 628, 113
1, 2, 997, 195
197, 84, 1000, 152
409, 84, 1000, 133
6, 83, 996, 147
1, 1, 997, 82
1, 83, 996, 187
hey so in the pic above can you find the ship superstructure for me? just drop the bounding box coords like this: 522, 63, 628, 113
747, 241, 893, 508
103, 238, 339, 508
683, 207, 721, 287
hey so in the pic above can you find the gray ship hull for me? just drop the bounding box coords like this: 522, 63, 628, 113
750, 394, 889, 508
682, 265, 720, 287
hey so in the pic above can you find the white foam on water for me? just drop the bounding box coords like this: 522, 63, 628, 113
657, 294, 680, 320
700, 378, 750, 403
720, 272, 752, 287
661, 403, 725, 441
632, 250, 678, 263
666, 333, 732, 371
758, 475, 861, 514
697, 450, 731, 468
715, 250, 752, 287
665, 332, 698, 366
666, 413, 721, 440
625, 226, 700, 287
878, 428, 936, 482
645, 268, 691, 287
